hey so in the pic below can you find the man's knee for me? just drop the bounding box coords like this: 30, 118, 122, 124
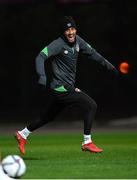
80, 98, 97, 113
92, 100, 97, 111
88, 99, 97, 113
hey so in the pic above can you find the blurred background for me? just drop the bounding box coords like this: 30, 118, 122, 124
0, 0, 137, 129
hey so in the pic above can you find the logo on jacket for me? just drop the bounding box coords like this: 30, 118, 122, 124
67, 23, 72, 27
64, 50, 68, 54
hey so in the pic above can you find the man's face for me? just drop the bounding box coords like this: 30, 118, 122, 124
64, 27, 77, 43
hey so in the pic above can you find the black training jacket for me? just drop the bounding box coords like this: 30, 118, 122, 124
35, 35, 115, 90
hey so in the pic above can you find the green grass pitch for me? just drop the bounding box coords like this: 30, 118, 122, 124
0, 132, 137, 179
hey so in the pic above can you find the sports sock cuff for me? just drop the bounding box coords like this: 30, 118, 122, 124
84, 134, 92, 144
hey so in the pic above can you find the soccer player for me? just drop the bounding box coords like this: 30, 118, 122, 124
15, 16, 117, 154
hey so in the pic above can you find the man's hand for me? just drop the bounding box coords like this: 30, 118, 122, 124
105, 60, 119, 76
38, 75, 47, 86
75, 88, 81, 92
112, 66, 119, 76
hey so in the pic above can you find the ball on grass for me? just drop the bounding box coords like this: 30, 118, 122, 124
2, 155, 26, 178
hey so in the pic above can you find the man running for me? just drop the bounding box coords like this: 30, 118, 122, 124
15, 16, 117, 154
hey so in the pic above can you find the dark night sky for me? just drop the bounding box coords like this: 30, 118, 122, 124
0, 0, 137, 121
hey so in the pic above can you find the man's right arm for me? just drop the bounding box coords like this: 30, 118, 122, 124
35, 38, 62, 86
35, 53, 47, 86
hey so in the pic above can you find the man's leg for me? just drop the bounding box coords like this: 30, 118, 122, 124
59, 90, 103, 153
15, 90, 63, 154
75, 92, 103, 153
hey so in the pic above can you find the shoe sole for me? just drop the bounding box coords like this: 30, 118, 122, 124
81, 147, 103, 153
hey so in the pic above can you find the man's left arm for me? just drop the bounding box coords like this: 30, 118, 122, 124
88, 48, 118, 74
78, 36, 118, 75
